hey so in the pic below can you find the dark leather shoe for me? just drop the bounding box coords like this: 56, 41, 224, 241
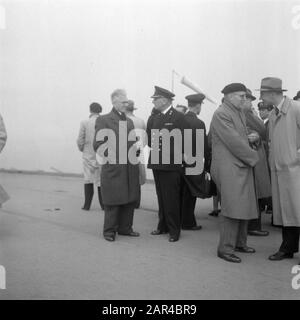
118, 231, 140, 237
151, 230, 167, 235
104, 235, 115, 242
235, 246, 256, 253
248, 230, 269, 236
269, 251, 294, 261
182, 225, 202, 230
208, 210, 219, 217
218, 252, 241, 263
169, 236, 179, 242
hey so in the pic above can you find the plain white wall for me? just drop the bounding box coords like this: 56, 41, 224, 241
0, 0, 299, 174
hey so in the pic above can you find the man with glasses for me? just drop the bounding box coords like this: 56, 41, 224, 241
93, 89, 140, 242
210, 83, 259, 263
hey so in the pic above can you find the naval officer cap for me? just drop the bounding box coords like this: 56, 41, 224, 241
221, 83, 247, 95
151, 86, 175, 100
185, 93, 205, 103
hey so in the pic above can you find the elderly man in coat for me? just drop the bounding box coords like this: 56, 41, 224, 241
258, 77, 300, 262
77, 102, 104, 211
93, 89, 140, 242
210, 83, 259, 263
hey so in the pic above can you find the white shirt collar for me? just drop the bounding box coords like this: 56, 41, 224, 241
162, 105, 172, 115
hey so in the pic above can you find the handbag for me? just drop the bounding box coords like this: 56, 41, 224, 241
183, 171, 212, 199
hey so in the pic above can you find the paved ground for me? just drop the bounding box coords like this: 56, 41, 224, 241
0, 171, 299, 300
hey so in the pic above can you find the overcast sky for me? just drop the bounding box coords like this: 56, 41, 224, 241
0, 0, 299, 173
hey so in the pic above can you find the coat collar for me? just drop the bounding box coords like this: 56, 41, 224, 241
164, 106, 175, 117
110, 107, 127, 120
185, 111, 198, 118
280, 96, 291, 115
223, 99, 242, 113
222, 100, 247, 129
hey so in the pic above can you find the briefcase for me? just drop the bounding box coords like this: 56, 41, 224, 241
183, 171, 212, 199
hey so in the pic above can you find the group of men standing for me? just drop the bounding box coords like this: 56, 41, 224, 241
210, 77, 300, 263
77, 77, 300, 265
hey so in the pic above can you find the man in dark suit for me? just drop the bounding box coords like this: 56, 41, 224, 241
181, 93, 209, 230
147, 86, 189, 242
93, 89, 140, 242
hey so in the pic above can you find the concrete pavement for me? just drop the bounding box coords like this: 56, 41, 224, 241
0, 172, 299, 300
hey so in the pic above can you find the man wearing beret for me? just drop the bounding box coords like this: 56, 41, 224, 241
147, 86, 190, 242
257, 77, 300, 263
210, 83, 259, 263
181, 93, 209, 230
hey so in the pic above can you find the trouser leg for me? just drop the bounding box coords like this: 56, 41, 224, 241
218, 215, 240, 255
103, 205, 119, 237
135, 186, 141, 209
236, 220, 248, 248
158, 171, 182, 238
248, 211, 262, 231
117, 202, 136, 234
279, 227, 300, 253
82, 183, 94, 210
97, 187, 104, 210
181, 183, 197, 228
153, 170, 168, 232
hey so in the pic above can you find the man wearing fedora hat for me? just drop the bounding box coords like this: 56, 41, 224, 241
293, 91, 300, 101
258, 77, 300, 262
210, 83, 259, 263
147, 86, 190, 242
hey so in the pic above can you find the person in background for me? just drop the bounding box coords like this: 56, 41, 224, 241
181, 93, 208, 230
257, 101, 274, 216
77, 102, 104, 211
243, 89, 271, 237
124, 100, 147, 209
293, 91, 300, 101
175, 104, 188, 114
257, 77, 300, 263
208, 117, 221, 217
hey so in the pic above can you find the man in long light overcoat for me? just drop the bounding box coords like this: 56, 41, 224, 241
93, 89, 140, 242
258, 77, 300, 263
210, 83, 259, 263
77, 102, 104, 211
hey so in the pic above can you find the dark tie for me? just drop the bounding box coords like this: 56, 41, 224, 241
275, 107, 279, 116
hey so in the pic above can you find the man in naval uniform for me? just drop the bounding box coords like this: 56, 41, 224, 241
146, 86, 190, 242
